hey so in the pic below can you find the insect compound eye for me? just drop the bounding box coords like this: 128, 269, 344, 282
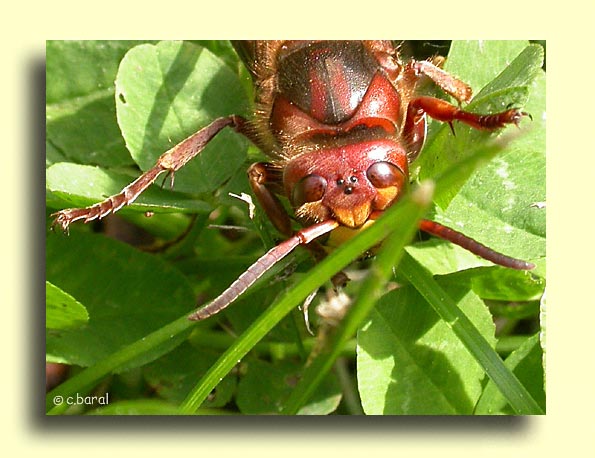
292, 174, 328, 206
366, 161, 405, 189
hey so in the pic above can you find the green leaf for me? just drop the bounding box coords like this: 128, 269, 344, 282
417, 42, 545, 212
46, 41, 151, 167
46, 281, 89, 331
192, 40, 245, 72
115, 41, 250, 195
357, 285, 496, 414
46, 231, 196, 370
444, 41, 533, 93
440, 267, 545, 302
236, 359, 341, 414
143, 341, 236, 407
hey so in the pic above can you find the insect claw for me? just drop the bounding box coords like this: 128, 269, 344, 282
448, 122, 456, 136
513, 110, 531, 127
51, 218, 68, 235
50, 211, 70, 233
158, 169, 176, 190
301, 290, 319, 336
159, 172, 167, 189
160, 170, 172, 189
504, 103, 532, 126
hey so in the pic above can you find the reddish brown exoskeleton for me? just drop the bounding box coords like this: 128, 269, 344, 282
51, 41, 533, 321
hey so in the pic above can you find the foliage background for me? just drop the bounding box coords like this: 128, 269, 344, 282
45, 40, 545, 415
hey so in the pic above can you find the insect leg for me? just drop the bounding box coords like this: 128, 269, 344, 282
410, 60, 474, 103
51, 115, 248, 231
408, 96, 529, 131
188, 219, 339, 321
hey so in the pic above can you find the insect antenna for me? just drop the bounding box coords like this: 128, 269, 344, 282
419, 219, 534, 270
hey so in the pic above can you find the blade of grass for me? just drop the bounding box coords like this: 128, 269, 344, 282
189, 330, 356, 358
280, 183, 434, 414
399, 252, 543, 415
46, 315, 194, 414
179, 182, 433, 413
